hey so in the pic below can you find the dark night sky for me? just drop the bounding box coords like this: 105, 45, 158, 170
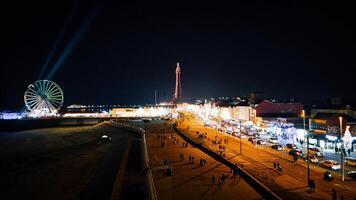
1, 0, 355, 111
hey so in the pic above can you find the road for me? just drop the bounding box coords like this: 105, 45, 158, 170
178, 112, 356, 200
267, 133, 356, 173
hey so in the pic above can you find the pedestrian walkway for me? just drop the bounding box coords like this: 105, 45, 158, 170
144, 121, 262, 200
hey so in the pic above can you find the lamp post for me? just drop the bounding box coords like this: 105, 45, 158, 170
339, 117, 345, 181
240, 120, 242, 155
303, 110, 310, 190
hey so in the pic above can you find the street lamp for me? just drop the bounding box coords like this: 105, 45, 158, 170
302, 110, 311, 190
240, 120, 242, 155
339, 117, 345, 181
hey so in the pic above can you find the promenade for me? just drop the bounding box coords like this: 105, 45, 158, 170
177, 112, 356, 200
143, 121, 262, 200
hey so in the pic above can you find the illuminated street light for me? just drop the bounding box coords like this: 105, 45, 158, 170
240, 119, 242, 155
302, 110, 310, 190
339, 117, 345, 181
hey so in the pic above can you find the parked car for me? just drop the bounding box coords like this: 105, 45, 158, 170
348, 171, 356, 179
319, 160, 341, 171
304, 155, 319, 163
257, 140, 266, 145
309, 147, 323, 157
286, 143, 296, 149
248, 137, 256, 143
269, 137, 279, 144
248, 136, 260, 143
289, 149, 303, 157
271, 144, 283, 151
345, 157, 356, 167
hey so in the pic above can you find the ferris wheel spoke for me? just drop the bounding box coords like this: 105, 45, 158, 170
50, 100, 62, 104
26, 100, 39, 107
25, 96, 37, 101
49, 94, 64, 99
34, 81, 43, 94
25, 94, 39, 98
49, 92, 62, 98
27, 87, 39, 95
45, 82, 54, 95
49, 99, 63, 103
49, 88, 62, 95
26, 99, 38, 105
44, 81, 53, 94
31, 100, 42, 110
42, 81, 49, 95
47, 83, 59, 95
49, 101, 62, 107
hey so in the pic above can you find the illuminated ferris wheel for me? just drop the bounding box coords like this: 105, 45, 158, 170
24, 80, 64, 114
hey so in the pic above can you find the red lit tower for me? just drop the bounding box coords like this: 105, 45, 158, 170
174, 62, 182, 99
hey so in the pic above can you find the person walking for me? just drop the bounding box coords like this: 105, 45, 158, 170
331, 188, 337, 200
310, 179, 315, 192
273, 161, 276, 169
189, 156, 192, 163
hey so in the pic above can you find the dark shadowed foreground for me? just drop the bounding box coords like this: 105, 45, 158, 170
0, 122, 145, 200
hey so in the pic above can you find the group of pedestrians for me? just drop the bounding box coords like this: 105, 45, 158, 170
170, 134, 179, 145
188, 155, 195, 164
182, 141, 189, 147
199, 158, 207, 166
179, 153, 185, 161
273, 161, 281, 171
211, 174, 227, 186
158, 135, 167, 148
331, 188, 345, 200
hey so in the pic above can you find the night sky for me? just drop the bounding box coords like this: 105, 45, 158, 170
2, 1, 355, 111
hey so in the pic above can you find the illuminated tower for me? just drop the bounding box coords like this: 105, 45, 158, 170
174, 62, 182, 99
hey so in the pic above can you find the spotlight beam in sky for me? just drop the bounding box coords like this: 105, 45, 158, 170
38, 0, 80, 79
45, 2, 100, 80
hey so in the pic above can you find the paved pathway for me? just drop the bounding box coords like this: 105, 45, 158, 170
143, 121, 262, 200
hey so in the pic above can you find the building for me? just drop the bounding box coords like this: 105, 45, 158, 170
309, 113, 356, 152
255, 100, 303, 118
111, 105, 175, 118
311, 104, 356, 119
